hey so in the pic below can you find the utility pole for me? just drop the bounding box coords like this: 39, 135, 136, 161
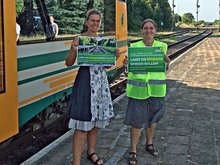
196, 0, 200, 31
219, 0, 220, 32
171, 0, 176, 31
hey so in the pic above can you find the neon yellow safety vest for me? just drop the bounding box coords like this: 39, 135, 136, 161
126, 40, 168, 99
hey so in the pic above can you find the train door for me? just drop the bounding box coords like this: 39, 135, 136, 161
0, 0, 18, 142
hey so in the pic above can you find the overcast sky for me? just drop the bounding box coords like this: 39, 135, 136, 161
168, 0, 219, 22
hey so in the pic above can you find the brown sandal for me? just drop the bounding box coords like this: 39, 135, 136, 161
145, 144, 159, 156
128, 152, 137, 165
87, 152, 103, 165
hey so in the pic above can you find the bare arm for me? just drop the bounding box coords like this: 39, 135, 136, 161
16, 34, 19, 41
65, 37, 78, 66
55, 24, 59, 37
165, 55, 170, 70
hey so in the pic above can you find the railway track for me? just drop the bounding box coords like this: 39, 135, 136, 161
0, 29, 212, 165
129, 29, 192, 43
167, 29, 212, 59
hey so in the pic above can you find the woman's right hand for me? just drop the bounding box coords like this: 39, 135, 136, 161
66, 37, 78, 66
70, 37, 79, 51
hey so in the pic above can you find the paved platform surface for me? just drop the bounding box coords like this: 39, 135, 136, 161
21, 36, 220, 165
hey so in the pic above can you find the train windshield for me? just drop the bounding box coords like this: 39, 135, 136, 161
0, 0, 5, 93
17, 0, 116, 42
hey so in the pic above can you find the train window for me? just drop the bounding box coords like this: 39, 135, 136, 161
119, 0, 126, 2
16, 1, 117, 42
0, 0, 5, 93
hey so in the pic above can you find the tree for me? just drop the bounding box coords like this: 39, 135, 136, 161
128, 0, 172, 32
16, 0, 25, 16
213, 20, 219, 26
152, 0, 172, 30
174, 14, 181, 23
182, 13, 195, 24
198, 20, 206, 27
127, 0, 153, 31
154, 3, 163, 29
45, 0, 103, 34
103, 0, 115, 32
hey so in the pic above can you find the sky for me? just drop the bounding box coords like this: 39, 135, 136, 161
168, 0, 219, 22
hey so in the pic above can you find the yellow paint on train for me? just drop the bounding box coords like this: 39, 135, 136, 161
19, 74, 77, 107
0, 0, 19, 142
50, 75, 76, 88
64, 41, 72, 45
116, 0, 127, 42
43, 69, 78, 83
115, 0, 127, 68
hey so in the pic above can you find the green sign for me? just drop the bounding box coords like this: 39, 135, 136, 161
77, 36, 116, 66
128, 47, 165, 72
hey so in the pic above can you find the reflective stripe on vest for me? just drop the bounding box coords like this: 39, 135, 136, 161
127, 80, 147, 87
148, 80, 166, 84
127, 79, 166, 86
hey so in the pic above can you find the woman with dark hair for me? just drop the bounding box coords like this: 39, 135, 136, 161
123, 19, 170, 165
66, 9, 119, 165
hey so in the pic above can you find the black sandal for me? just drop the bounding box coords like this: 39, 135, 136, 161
128, 152, 137, 165
87, 152, 103, 165
145, 144, 159, 156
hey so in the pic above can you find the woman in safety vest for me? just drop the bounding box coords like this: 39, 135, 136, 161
123, 19, 170, 165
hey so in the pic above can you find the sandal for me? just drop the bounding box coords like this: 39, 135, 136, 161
145, 144, 159, 156
128, 152, 137, 165
87, 152, 103, 165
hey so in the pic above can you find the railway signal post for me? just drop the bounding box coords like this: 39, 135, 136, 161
171, 0, 176, 32
196, 0, 200, 31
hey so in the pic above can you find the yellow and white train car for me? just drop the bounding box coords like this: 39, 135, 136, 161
0, 0, 127, 143
0, 0, 18, 143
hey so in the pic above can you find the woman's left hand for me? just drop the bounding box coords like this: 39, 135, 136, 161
165, 55, 170, 70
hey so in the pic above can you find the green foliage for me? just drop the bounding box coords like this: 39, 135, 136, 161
182, 13, 195, 24
198, 20, 206, 26
213, 20, 219, 25
174, 13, 181, 23
127, 0, 153, 31
153, 0, 172, 30
153, 3, 163, 28
45, 0, 85, 34
45, 0, 104, 34
127, 0, 172, 32
16, 0, 24, 16
18, 0, 175, 36
103, 0, 115, 32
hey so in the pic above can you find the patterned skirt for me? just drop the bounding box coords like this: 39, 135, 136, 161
67, 66, 114, 131
68, 119, 110, 131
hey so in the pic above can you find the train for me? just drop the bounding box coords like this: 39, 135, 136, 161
0, 0, 127, 143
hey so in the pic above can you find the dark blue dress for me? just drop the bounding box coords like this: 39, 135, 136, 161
68, 66, 92, 121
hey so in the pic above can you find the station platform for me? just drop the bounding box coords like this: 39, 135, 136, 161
21, 36, 220, 165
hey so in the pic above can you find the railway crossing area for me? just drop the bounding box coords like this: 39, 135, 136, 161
21, 36, 220, 165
